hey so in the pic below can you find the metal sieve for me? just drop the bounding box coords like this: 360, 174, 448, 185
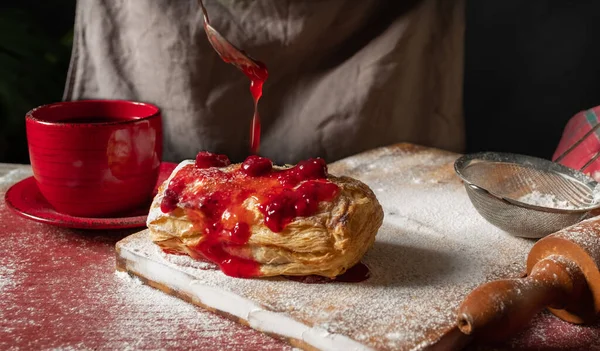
454, 152, 600, 238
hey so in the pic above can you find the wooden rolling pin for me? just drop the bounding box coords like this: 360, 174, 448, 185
456, 216, 600, 341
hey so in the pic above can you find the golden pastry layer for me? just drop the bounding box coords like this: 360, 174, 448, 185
147, 157, 383, 278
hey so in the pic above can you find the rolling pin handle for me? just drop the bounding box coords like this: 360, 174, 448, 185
456, 257, 584, 341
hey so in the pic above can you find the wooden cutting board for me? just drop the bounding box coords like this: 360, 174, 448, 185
115, 143, 536, 351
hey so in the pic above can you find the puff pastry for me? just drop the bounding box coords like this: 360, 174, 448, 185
147, 152, 384, 279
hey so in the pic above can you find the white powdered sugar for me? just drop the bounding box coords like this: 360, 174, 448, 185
157, 246, 217, 270
108, 269, 291, 350
517, 191, 576, 210
0, 165, 32, 188
553, 217, 600, 265
0, 265, 16, 294
593, 182, 600, 203
118, 145, 536, 351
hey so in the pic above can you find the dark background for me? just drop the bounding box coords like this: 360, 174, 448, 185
0, 0, 75, 164
2, 1, 600, 164
464, 0, 600, 159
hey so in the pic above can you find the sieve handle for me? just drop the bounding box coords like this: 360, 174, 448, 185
456, 257, 586, 341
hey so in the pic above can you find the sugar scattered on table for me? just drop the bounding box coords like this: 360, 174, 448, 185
0, 265, 16, 293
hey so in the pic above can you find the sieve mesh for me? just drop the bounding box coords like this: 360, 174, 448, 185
455, 153, 600, 238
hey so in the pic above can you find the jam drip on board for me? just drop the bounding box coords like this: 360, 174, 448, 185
160, 152, 339, 278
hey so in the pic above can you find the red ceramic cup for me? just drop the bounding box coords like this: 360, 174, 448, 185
26, 100, 163, 217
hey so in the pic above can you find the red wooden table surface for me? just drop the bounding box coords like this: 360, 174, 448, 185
1, 163, 599, 350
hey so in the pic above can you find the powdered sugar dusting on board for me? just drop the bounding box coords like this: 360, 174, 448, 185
157, 246, 218, 270
118, 144, 536, 351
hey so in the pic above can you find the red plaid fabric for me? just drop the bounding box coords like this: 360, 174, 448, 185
553, 106, 600, 181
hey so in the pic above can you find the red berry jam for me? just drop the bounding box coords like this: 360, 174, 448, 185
160, 152, 339, 278
195, 151, 231, 169
160, 188, 180, 213
296, 158, 328, 179
259, 181, 339, 232
242, 155, 272, 176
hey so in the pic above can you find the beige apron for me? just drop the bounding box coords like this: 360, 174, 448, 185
65, 0, 465, 164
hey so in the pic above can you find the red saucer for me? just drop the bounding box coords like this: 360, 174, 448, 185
4, 162, 178, 230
